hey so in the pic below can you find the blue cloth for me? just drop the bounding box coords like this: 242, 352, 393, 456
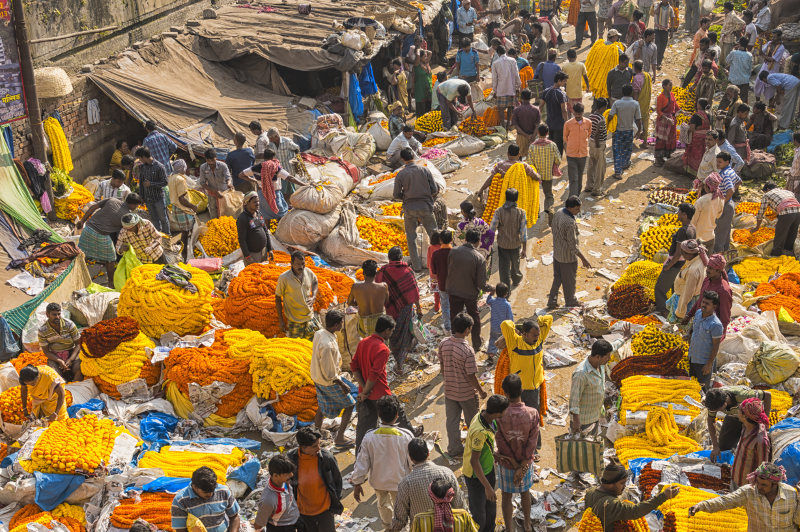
2, 126, 13, 158
766, 73, 800, 91
142, 131, 178, 171
456, 49, 480, 77
612, 129, 635, 174
138, 411, 180, 441
535, 61, 562, 90
776, 441, 800, 485
771, 417, 800, 432
258, 189, 288, 220
0, 315, 19, 359
359, 63, 379, 97
67, 398, 105, 418
516, 57, 530, 70
228, 458, 261, 489
225, 148, 256, 188
34, 472, 85, 511
348, 73, 364, 119
767, 131, 793, 153
138, 476, 191, 493
726, 50, 753, 85
1, 451, 17, 468
688, 309, 724, 364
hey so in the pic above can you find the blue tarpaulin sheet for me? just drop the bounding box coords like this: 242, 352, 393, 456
34, 472, 85, 511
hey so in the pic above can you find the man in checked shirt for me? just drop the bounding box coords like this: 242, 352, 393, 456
752, 182, 800, 257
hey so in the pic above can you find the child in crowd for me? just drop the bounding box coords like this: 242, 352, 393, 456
427, 231, 442, 312
486, 283, 514, 359
253, 455, 302, 531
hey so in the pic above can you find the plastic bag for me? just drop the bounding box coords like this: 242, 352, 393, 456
745, 340, 800, 384
66, 290, 120, 327
718, 310, 785, 366
64, 380, 99, 405
218, 189, 244, 218
440, 135, 485, 157
289, 183, 345, 214
775, 441, 800, 485
275, 206, 342, 247
427, 150, 463, 174
411, 314, 432, 344
368, 121, 392, 151
114, 247, 142, 291
186, 189, 208, 213
139, 411, 180, 441
0, 363, 19, 392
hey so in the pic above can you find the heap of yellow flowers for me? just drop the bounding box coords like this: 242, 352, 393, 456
250, 337, 318, 421
657, 213, 679, 226
769, 388, 792, 426
733, 255, 800, 284
199, 216, 239, 257
615, 407, 701, 466
657, 484, 748, 532
80, 331, 158, 398
732, 227, 775, 247
118, 263, 215, 338
458, 116, 491, 136
422, 135, 457, 147
23, 415, 135, 474
43, 117, 74, 173
612, 261, 662, 301
577, 508, 648, 532
0, 387, 73, 425
618, 376, 701, 425
380, 202, 403, 217
640, 224, 680, 259
520, 42, 531, 53
53, 182, 93, 222
586, 39, 626, 97
415, 111, 443, 133
139, 445, 246, 483
357, 215, 409, 255
10, 503, 86, 532
630, 324, 689, 370
736, 201, 776, 220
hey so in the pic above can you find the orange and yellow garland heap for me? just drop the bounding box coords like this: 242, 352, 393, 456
577, 507, 648, 532
422, 136, 457, 147
118, 263, 215, 338
754, 271, 800, 320
43, 116, 74, 173
11, 351, 48, 373
380, 202, 403, 216
368, 171, 399, 186
0, 386, 73, 425
53, 183, 93, 222
199, 216, 239, 257
458, 116, 491, 136
733, 255, 800, 284
11, 503, 86, 532
482, 173, 504, 224
138, 445, 246, 483
249, 337, 318, 421
736, 201, 776, 220
656, 484, 748, 532
110, 492, 175, 531
357, 216, 409, 255
732, 227, 775, 247
214, 259, 353, 338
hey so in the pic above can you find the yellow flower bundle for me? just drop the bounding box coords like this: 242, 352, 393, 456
768, 388, 792, 426
80, 332, 155, 386
10, 504, 86, 532
640, 224, 680, 259
118, 263, 214, 338
577, 508, 648, 532
482, 173, 504, 224
612, 261, 662, 301
357, 215, 409, 255
138, 445, 245, 483
43, 117, 74, 173
506, 163, 540, 227
415, 111, 443, 133
736, 201, 776, 220
54, 183, 93, 222
619, 376, 701, 424
620, 314, 661, 326
250, 338, 314, 398
657, 213, 679, 226
630, 324, 689, 371
26, 414, 131, 474
586, 40, 626, 97
199, 216, 239, 257
422, 136, 457, 147
732, 227, 775, 247
520, 42, 531, 53
380, 202, 403, 217
614, 406, 701, 466
672, 86, 695, 114
733, 255, 800, 284
656, 483, 748, 532
110, 492, 175, 531
0, 387, 73, 425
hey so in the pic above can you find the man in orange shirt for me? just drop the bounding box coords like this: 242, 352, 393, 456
563, 102, 594, 197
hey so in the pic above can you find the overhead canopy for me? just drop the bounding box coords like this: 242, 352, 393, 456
89, 36, 316, 151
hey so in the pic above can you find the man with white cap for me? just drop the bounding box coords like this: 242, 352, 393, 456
236, 191, 273, 265
267, 127, 300, 200
116, 212, 165, 264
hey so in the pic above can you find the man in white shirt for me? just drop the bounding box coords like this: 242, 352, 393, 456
386, 125, 423, 168
754, 0, 771, 33
311, 310, 356, 448
742, 10, 758, 49
248, 120, 271, 163
455, 0, 477, 45
94, 169, 131, 201
491, 46, 521, 130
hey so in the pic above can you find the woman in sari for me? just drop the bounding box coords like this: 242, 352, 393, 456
754, 30, 789, 105
731, 398, 771, 490
456, 200, 495, 258
631, 60, 652, 149
654, 78, 678, 166
683, 98, 712, 175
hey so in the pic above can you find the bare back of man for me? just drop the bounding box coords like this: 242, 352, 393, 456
347, 280, 390, 337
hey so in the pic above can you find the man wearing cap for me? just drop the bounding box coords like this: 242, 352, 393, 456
752, 182, 800, 257
267, 127, 300, 200
116, 213, 165, 264
237, 191, 273, 265
586, 461, 680, 531
689, 461, 800, 530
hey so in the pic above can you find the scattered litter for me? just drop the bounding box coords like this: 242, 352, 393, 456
579, 229, 593, 237
588, 250, 602, 258
637, 151, 656, 161
603, 238, 615, 246
526, 298, 540, 306
610, 250, 628, 258
574, 290, 589, 298
526, 259, 540, 268
614, 226, 625, 232
542, 252, 553, 265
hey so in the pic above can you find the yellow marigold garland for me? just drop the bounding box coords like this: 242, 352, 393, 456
614, 406, 701, 466
357, 215, 409, 255
54, 182, 93, 222
0, 387, 73, 425
732, 227, 775, 247
630, 324, 689, 371
415, 111, 443, 133
577, 507, 648, 532
138, 445, 245, 483
586, 40, 626, 97
250, 338, 315, 398
640, 225, 680, 259
199, 216, 239, 257
611, 261, 662, 301
619, 376, 702, 425
80, 332, 155, 385
736, 201, 776, 220
733, 255, 800, 284
43, 117, 74, 173
656, 484, 748, 532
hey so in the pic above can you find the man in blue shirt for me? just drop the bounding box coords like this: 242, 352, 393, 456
450, 38, 480, 82
171, 466, 241, 532
715, 131, 745, 173
534, 48, 561, 90
142, 120, 177, 173
726, 37, 753, 103
758, 70, 800, 130
225, 132, 256, 193
687, 290, 724, 391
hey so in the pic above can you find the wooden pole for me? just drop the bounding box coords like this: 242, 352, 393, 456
30, 25, 118, 44
11, 0, 56, 220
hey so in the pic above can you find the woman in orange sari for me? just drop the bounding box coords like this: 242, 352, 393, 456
654, 78, 678, 166
682, 98, 711, 175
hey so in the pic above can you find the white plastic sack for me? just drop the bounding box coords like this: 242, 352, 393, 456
22, 303, 71, 352
0, 477, 34, 506
65, 379, 100, 405
341, 30, 366, 50
290, 183, 345, 214
427, 151, 463, 174
363, 159, 446, 200
245, 397, 274, 432
275, 206, 342, 247
745, 340, 800, 385
67, 291, 120, 327
0, 363, 19, 392
329, 132, 376, 168
368, 122, 392, 151
440, 135, 485, 157
302, 161, 358, 195
319, 203, 388, 266
718, 310, 786, 366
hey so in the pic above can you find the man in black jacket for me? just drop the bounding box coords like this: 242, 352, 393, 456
286, 427, 343, 532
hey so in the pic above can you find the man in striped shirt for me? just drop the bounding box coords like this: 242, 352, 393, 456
585, 98, 608, 197
753, 182, 800, 257
528, 124, 562, 222
713, 151, 741, 253
171, 466, 240, 532
135, 146, 171, 234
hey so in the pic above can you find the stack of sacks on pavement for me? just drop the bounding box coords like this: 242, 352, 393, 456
118, 263, 215, 339
212, 252, 353, 338
78, 317, 161, 399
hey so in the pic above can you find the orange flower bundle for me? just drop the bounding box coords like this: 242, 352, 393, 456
610, 347, 686, 387
163, 330, 253, 418
11, 351, 48, 373
272, 384, 318, 421
458, 116, 490, 136
732, 227, 775, 247
638, 463, 662, 499
736, 201, 776, 220
755, 272, 800, 320
0, 387, 73, 424
0, 442, 6, 462
357, 216, 410, 255
483, 107, 501, 127
79, 316, 139, 358
607, 284, 650, 319
110, 492, 174, 531
686, 465, 731, 492
612, 315, 661, 326
10, 504, 86, 532
519, 65, 534, 86
494, 349, 510, 395
422, 136, 457, 147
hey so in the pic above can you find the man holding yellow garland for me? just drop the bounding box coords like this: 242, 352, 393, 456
19, 364, 68, 422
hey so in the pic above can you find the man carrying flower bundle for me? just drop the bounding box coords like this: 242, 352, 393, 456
276, 251, 319, 341
376, 247, 422, 370
19, 364, 68, 422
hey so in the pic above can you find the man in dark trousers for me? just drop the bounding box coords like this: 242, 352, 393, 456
447, 229, 495, 351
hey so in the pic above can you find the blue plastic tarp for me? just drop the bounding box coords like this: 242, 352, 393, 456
348, 73, 364, 119
137, 476, 191, 493
34, 472, 85, 511
1, 451, 17, 468
627, 450, 735, 478
138, 411, 180, 441
776, 441, 800, 485
767, 130, 793, 153
770, 417, 800, 432
228, 458, 261, 489
358, 63, 378, 97
67, 398, 105, 418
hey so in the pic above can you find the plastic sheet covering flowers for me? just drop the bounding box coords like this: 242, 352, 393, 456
611, 261, 662, 301
22, 414, 135, 474
118, 263, 215, 338
11, 503, 86, 532
138, 445, 246, 483
614, 406, 701, 466
577, 507, 648, 532
732, 227, 775, 247
53, 182, 93, 222
0, 386, 73, 424
249, 337, 318, 421
733, 255, 800, 284
656, 483, 748, 532
414, 111, 443, 133
618, 376, 701, 425
11, 351, 48, 373
585, 40, 626, 97
43, 116, 74, 173
111, 492, 175, 531
736, 201, 776, 220
357, 216, 409, 255
213, 260, 353, 338
754, 272, 800, 320
639, 224, 680, 259
199, 216, 239, 257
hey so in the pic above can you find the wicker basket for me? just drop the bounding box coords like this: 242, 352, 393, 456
365, 6, 396, 28
34, 67, 73, 99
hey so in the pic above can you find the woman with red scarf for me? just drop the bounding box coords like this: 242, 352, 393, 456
730, 398, 771, 491
654, 79, 678, 166
239, 147, 304, 220
375, 246, 422, 371
683, 98, 712, 175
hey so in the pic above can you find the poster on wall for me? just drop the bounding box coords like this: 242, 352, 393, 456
0, 0, 26, 125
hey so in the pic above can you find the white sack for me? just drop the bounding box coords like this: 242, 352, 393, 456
275, 206, 342, 247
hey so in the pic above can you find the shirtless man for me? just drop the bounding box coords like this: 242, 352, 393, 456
476, 144, 540, 199
346, 259, 390, 338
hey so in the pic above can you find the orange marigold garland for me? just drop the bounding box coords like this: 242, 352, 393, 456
271, 384, 318, 421
10, 504, 86, 532
607, 284, 651, 319
494, 349, 510, 395
732, 227, 775, 247
11, 351, 48, 373
110, 492, 175, 531
755, 272, 800, 320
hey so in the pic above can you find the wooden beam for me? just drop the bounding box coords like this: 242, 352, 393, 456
30, 25, 119, 44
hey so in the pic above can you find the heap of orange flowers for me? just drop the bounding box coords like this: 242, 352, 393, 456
0, 386, 73, 424
369, 171, 398, 186
754, 272, 800, 320
732, 227, 775, 247
11, 351, 48, 373
79, 316, 139, 358
10, 504, 85, 532
736, 201, 776, 220
214, 256, 353, 338
110, 492, 174, 531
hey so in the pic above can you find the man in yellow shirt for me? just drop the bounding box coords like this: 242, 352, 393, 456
498, 315, 553, 457
19, 365, 68, 422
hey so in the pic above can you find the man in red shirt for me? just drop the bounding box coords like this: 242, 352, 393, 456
351, 315, 419, 454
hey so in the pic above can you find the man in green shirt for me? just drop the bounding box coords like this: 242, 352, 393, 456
704, 385, 772, 459
462, 394, 508, 532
